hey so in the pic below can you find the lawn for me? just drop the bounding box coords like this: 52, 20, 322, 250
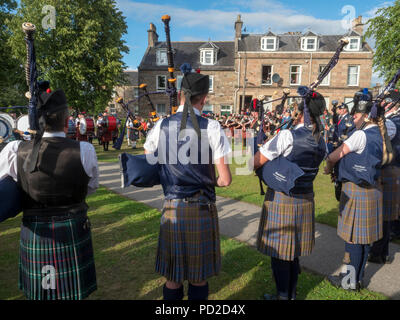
0, 187, 386, 300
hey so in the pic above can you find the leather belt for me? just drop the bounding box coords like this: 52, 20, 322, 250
23, 202, 88, 218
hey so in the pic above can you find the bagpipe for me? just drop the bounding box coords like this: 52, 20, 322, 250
255, 38, 349, 196
0, 22, 41, 222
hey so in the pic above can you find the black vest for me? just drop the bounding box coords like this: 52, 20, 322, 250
158, 112, 217, 202
390, 116, 400, 167
17, 137, 90, 211
286, 126, 326, 194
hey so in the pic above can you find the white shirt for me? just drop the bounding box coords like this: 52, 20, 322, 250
344, 124, 379, 154
259, 123, 328, 161
144, 105, 231, 161
0, 132, 99, 195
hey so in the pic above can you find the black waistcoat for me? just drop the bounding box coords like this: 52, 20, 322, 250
17, 137, 89, 210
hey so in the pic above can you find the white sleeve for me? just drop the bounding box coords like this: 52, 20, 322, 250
259, 129, 293, 161
207, 119, 232, 161
344, 130, 366, 154
386, 119, 397, 140
80, 142, 99, 195
143, 119, 164, 153
0, 141, 22, 182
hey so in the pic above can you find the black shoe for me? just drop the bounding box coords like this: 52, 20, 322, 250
263, 293, 289, 300
368, 254, 385, 264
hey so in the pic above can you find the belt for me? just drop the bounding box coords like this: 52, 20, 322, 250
23, 203, 88, 218
170, 192, 214, 205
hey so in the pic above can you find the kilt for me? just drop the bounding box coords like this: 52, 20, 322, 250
100, 131, 112, 143
256, 188, 315, 261
155, 199, 221, 283
381, 166, 400, 221
338, 182, 383, 244
19, 214, 97, 300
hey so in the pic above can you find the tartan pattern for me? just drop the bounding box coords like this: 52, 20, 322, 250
381, 166, 400, 221
338, 182, 383, 244
256, 188, 315, 261
155, 199, 221, 283
19, 215, 97, 300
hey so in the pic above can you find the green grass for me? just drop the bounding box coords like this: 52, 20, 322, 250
0, 187, 386, 300
94, 139, 145, 163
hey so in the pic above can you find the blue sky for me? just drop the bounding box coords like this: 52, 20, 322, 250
115, 0, 393, 84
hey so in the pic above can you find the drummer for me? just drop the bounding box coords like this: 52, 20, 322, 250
99, 111, 112, 151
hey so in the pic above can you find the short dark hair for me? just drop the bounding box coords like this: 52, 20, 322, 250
44, 108, 69, 132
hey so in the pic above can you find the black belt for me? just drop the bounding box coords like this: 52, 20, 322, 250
23, 203, 88, 219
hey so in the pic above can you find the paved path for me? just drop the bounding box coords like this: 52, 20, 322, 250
99, 162, 400, 299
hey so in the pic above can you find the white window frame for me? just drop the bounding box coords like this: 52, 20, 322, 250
156, 75, 167, 91
261, 37, 277, 51
200, 49, 216, 65
319, 65, 330, 86
290, 65, 302, 86
109, 104, 116, 115
221, 105, 232, 115
344, 37, 361, 51
156, 49, 168, 66
134, 87, 139, 97
347, 65, 360, 87
177, 75, 183, 90
156, 103, 167, 116
301, 37, 317, 51
209, 75, 214, 92
261, 65, 273, 85
202, 105, 214, 114
344, 97, 354, 112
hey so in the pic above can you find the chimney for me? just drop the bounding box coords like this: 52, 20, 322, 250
235, 14, 243, 39
147, 23, 158, 48
352, 16, 364, 35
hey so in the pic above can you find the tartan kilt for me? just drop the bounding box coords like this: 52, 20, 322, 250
256, 188, 315, 261
338, 182, 383, 244
155, 199, 221, 283
19, 214, 97, 300
381, 166, 400, 221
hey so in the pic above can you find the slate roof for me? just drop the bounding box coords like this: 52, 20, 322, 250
139, 41, 235, 71
123, 70, 138, 86
238, 33, 372, 52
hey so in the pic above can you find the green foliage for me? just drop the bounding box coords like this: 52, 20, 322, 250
0, 0, 26, 108
365, 1, 400, 83
7, 0, 129, 113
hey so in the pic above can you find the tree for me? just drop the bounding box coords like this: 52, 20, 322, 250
7, 0, 129, 114
0, 0, 26, 109
365, 1, 400, 84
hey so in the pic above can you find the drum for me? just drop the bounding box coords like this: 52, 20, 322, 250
0, 113, 14, 140
16, 115, 30, 133
103, 116, 117, 132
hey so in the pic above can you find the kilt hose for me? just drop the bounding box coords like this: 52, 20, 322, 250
19, 214, 97, 300
155, 199, 221, 284
381, 166, 400, 221
338, 182, 383, 244
256, 188, 315, 261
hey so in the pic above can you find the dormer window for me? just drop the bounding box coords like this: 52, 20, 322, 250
156, 49, 168, 66
301, 37, 317, 51
200, 49, 217, 65
344, 37, 361, 51
261, 37, 277, 51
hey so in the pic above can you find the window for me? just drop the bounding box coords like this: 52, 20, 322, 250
263, 96, 272, 112
202, 105, 214, 114
156, 104, 166, 115
344, 98, 354, 112
324, 97, 330, 108
200, 49, 216, 65
221, 105, 232, 116
290, 65, 302, 85
109, 104, 116, 115
134, 88, 139, 97
156, 49, 168, 66
262, 66, 273, 85
134, 105, 139, 115
301, 37, 317, 51
344, 37, 360, 51
177, 75, 183, 90
261, 37, 277, 51
319, 65, 330, 86
156, 75, 166, 91
347, 66, 360, 86
209, 75, 214, 92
